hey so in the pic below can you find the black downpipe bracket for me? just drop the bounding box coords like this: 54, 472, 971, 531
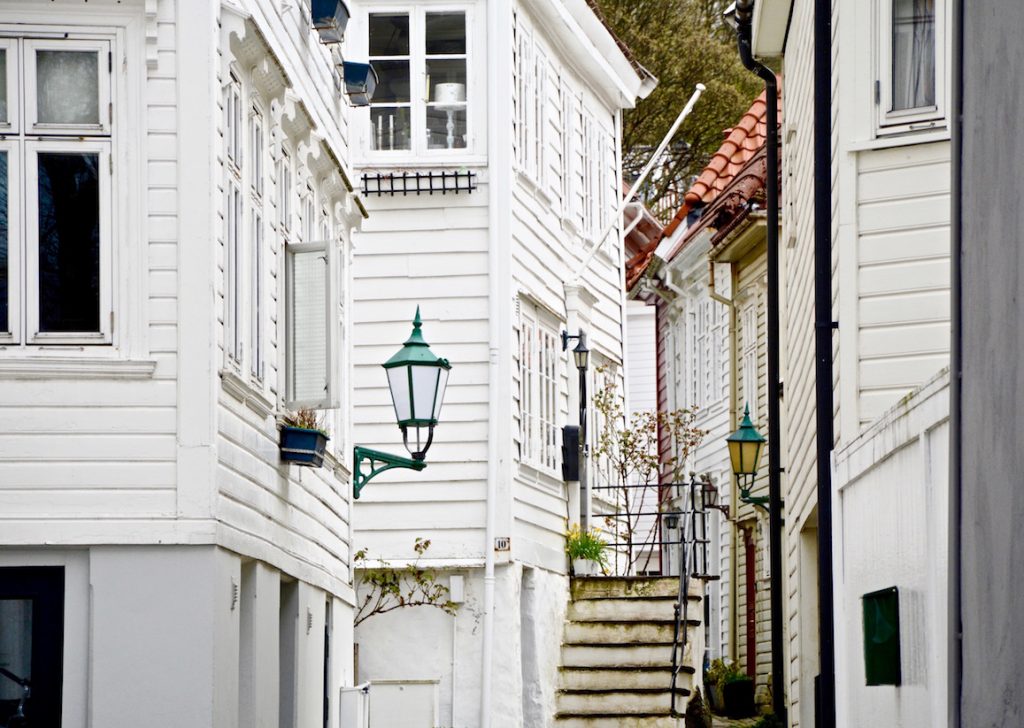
812, 0, 837, 725
734, 4, 786, 724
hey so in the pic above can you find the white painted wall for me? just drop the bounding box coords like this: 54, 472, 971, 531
833, 371, 949, 728
0, 0, 362, 723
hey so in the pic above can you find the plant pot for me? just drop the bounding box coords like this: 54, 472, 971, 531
280, 426, 329, 467
706, 683, 725, 714
570, 558, 597, 576
723, 678, 755, 719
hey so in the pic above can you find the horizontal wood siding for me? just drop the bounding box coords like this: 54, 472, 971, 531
351, 186, 491, 562
855, 141, 951, 426
0, 2, 180, 536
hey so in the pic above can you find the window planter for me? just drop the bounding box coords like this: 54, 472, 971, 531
312, 0, 350, 44
280, 425, 329, 467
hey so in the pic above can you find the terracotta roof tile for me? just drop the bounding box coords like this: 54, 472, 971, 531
625, 84, 780, 292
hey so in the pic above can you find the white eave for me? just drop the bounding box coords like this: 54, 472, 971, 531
751, 0, 793, 57
523, 0, 657, 109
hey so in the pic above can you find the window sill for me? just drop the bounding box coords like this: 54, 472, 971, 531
518, 462, 564, 494
0, 356, 156, 380
221, 368, 276, 419
356, 156, 488, 170
846, 128, 950, 153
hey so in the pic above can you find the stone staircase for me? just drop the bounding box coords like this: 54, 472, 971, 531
555, 576, 704, 728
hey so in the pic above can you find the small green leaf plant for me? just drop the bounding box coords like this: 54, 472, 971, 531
565, 524, 609, 575
354, 538, 459, 626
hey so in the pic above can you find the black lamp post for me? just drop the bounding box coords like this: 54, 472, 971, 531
563, 329, 590, 528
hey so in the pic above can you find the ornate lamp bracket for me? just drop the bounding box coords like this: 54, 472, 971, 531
353, 446, 427, 500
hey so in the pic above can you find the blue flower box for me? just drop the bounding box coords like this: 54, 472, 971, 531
311, 0, 350, 44
280, 425, 329, 467
342, 62, 378, 107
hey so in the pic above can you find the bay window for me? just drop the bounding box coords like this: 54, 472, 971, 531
0, 37, 112, 346
367, 8, 471, 154
878, 0, 944, 131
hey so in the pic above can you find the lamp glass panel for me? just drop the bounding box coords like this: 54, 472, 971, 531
387, 366, 412, 423
411, 364, 442, 422
432, 366, 449, 420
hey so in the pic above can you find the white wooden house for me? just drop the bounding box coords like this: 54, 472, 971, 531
752, 0, 952, 725
627, 93, 777, 705
346, 1, 653, 725
0, 1, 365, 726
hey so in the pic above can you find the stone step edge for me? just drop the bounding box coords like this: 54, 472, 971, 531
561, 640, 699, 648
565, 618, 702, 627
570, 594, 702, 602
557, 688, 690, 696
554, 714, 684, 721
558, 665, 695, 673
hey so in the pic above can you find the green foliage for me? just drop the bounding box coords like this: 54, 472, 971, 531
353, 538, 459, 626
565, 524, 609, 572
706, 658, 747, 691
593, 0, 764, 216
752, 714, 784, 728
592, 365, 705, 572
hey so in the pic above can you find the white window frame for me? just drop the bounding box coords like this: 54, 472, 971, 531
360, 4, 479, 161
285, 237, 339, 410
249, 104, 266, 382
25, 139, 113, 345
23, 38, 111, 136
518, 299, 561, 475
741, 303, 758, 423
0, 38, 19, 134
0, 140, 20, 344
876, 0, 946, 134
0, 35, 115, 348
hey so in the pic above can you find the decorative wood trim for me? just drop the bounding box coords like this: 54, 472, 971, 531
220, 368, 276, 419
0, 357, 157, 380
145, 0, 159, 70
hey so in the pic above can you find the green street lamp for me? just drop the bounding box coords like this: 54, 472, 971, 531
726, 404, 769, 509
354, 307, 451, 499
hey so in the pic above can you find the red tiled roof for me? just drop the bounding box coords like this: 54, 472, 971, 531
625, 86, 780, 291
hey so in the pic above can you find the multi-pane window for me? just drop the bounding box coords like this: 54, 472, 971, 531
741, 304, 758, 422
880, 0, 943, 130
249, 108, 265, 381
518, 300, 560, 473
0, 37, 112, 346
368, 9, 469, 153
512, 14, 548, 185
225, 73, 244, 364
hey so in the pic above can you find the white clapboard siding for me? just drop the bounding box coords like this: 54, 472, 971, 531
777, 1, 827, 724
0, 1, 180, 537
626, 301, 657, 415
855, 142, 951, 426
351, 180, 492, 562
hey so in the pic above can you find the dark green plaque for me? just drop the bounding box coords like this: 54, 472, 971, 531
862, 586, 901, 686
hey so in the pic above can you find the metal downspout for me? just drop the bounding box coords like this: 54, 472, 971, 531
734, 4, 786, 723
812, 0, 836, 724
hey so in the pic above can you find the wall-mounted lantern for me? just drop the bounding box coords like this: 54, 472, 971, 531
353, 308, 451, 499
312, 0, 350, 44
726, 404, 769, 509
341, 61, 378, 107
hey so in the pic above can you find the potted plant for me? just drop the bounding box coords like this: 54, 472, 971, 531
722, 668, 756, 719
565, 524, 608, 576
704, 658, 728, 714
280, 408, 329, 467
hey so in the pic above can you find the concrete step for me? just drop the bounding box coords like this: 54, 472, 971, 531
554, 715, 684, 727
560, 642, 696, 669
558, 666, 693, 692
556, 688, 687, 715
571, 576, 700, 600
568, 596, 681, 622
563, 619, 699, 644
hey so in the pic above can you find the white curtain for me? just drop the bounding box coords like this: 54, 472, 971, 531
892, 0, 936, 111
